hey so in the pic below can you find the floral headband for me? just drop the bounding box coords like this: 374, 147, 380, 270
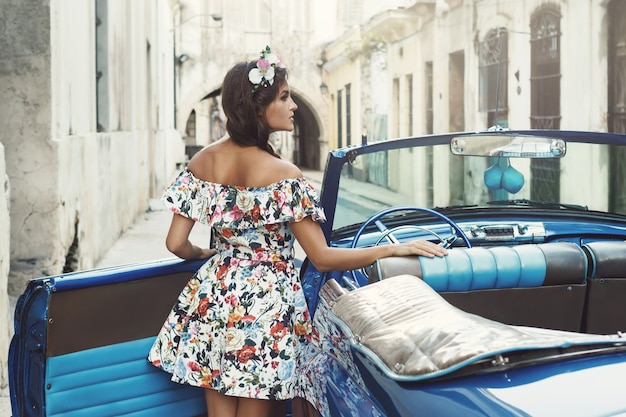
248, 45, 285, 93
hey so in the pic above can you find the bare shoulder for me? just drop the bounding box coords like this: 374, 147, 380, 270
186, 139, 233, 179
186, 149, 212, 177
188, 138, 228, 160
265, 158, 303, 182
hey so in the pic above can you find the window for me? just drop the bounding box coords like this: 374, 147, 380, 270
186, 110, 196, 140
530, 6, 561, 129
210, 98, 225, 141
479, 28, 508, 128
392, 77, 399, 138
609, 0, 626, 133
449, 50, 465, 132
424, 62, 434, 206
530, 5, 561, 202
345, 84, 351, 146
407, 74, 413, 136
337, 89, 343, 149
608, 0, 626, 213
425, 62, 433, 134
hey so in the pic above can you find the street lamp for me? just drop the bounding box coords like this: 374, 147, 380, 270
319, 82, 329, 95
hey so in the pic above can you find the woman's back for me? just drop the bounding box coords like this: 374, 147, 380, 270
187, 137, 301, 188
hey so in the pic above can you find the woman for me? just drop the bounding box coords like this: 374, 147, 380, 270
148, 46, 447, 417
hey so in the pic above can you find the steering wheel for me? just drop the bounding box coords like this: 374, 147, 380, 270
347, 206, 472, 286
374, 224, 446, 246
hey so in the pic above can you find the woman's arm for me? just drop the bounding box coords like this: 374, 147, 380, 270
165, 213, 216, 260
290, 217, 447, 272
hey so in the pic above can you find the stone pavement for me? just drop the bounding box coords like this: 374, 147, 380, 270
0, 383, 9, 415
1, 169, 324, 416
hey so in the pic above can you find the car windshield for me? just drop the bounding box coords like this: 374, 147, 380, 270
333, 140, 626, 230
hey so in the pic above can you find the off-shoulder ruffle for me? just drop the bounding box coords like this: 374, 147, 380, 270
161, 169, 326, 229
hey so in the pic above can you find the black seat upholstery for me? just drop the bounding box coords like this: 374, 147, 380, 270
582, 241, 626, 334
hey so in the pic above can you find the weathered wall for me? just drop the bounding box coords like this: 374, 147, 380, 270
0, 0, 184, 395
1, 0, 184, 297
0, 145, 10, 394
0, 0, 59, 296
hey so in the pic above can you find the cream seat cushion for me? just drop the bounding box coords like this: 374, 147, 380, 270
331, 274, 622, 380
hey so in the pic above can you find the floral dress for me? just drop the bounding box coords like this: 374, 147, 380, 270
147, 169, 325, 400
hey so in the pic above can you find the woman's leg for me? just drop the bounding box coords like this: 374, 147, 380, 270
205, 389, 237, 417
235, 397, 274, 417
204, 389, 275, 417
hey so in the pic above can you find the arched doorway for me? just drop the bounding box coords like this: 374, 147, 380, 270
183, 90, 225, 160
292, 92, 321, 170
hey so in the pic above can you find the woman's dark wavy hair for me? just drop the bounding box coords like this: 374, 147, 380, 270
221, 61, 288, 157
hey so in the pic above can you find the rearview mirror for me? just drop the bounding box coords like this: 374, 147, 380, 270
450, 134, 566, 158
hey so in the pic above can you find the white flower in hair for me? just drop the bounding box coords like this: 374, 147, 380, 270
248, 45, 284, 92
248, 60, 275, 86
264, 52, 280, 66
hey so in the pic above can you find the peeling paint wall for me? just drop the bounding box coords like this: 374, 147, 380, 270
0, 145, 10, 394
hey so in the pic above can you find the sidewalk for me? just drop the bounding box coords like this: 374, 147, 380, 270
1, 169, 323, 416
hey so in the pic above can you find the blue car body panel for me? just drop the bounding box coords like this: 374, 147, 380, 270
351, 349, 626, 417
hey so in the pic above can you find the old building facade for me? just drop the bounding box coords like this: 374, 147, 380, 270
322, 0, 626, 209
324, 0, 625, 145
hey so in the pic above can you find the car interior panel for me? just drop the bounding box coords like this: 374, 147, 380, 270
582, 241, 626, 334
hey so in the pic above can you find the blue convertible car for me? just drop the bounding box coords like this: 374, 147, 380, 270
9, 130, 626, 416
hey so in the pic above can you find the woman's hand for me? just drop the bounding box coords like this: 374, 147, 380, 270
198, 248, 217, 259
392, 239, 448, 258
291, 217, 449, 272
